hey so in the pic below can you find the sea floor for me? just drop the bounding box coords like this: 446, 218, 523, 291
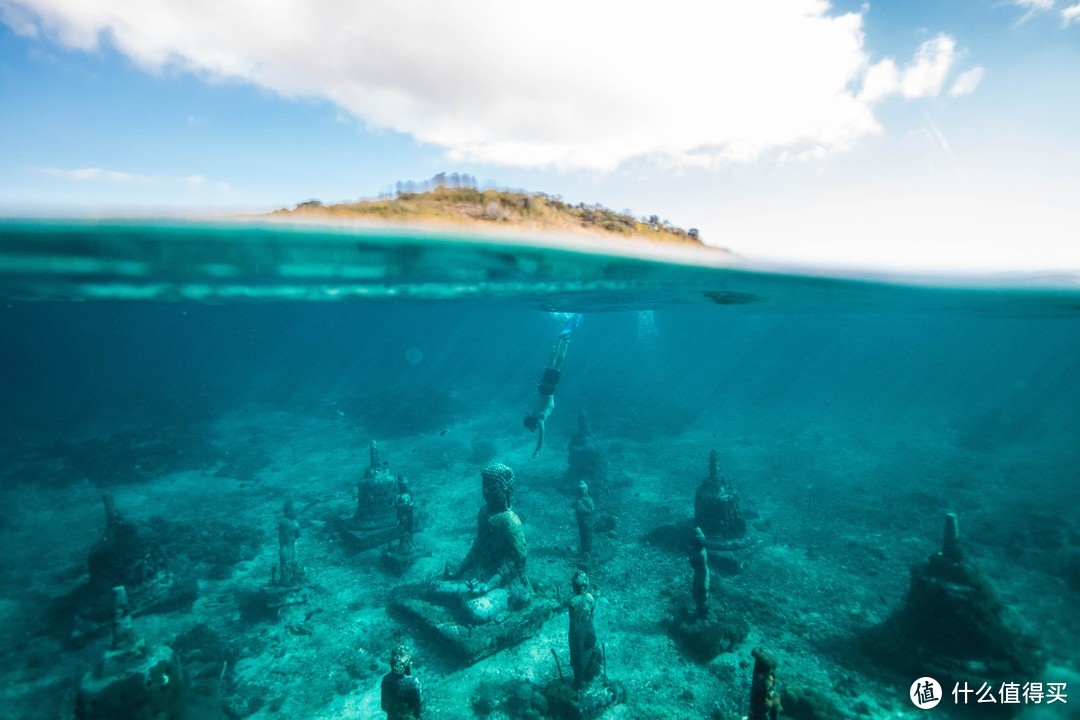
0, 401, 1077, 720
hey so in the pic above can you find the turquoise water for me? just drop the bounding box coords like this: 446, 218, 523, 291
0, 220, 1077, 719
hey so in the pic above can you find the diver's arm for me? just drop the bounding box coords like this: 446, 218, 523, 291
533, 419, 545, 456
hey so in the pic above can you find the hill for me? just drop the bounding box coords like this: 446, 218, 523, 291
272, 185, 705, 245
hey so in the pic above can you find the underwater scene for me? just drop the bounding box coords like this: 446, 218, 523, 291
0, 221, 1078, 720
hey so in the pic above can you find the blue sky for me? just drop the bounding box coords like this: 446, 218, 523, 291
1, 0, 1078, 271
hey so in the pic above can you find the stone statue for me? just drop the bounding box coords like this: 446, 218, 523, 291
393, 462, 557, 664
542, 570, 624, 717
694, 449, 747, 543
110, 586, 139, 653
277, 500, 301, 587
574, 481, 595, 557
338, 440, 399, 550
433, 462, 531, 624
380, 644, 423, 720
382, 476, 423, 573
77, 585, 185, 720
690, 527, 709, 618
568, 570, 601, 690
665, 526, 748, 662
748, 647, 781, 720
395, 477, 415, 550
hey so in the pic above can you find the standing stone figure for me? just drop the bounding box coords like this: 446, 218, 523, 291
574, 481, 595, 557
748, 647, 781, 720
110, 585, 139, 652
568, 570, 601, 689
278, 500, 301, 587
380, 644, 423, 720
395, 477, 415, 550
690, 527, 709, 618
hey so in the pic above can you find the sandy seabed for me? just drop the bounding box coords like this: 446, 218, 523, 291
0, 401, 1077, 720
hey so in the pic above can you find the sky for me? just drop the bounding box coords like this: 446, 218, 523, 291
0, 0, 1078, 272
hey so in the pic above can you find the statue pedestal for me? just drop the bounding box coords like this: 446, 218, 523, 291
391, 585, 559, 665
542, 677, 626, 720
76, 645, 183, 720
666, 602, 749, 663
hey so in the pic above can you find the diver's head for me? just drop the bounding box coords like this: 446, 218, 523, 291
523, 413, 538, 432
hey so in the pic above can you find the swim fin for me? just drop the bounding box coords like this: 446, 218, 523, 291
559, 314, 583, 338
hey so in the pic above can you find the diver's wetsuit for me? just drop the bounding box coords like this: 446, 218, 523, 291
537, 368, 561, 396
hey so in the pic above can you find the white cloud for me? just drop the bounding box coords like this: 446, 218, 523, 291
948, 66, 984, 96
899, 36, 957, 98
858, 35, 961, 103
37, 166, 153, 182
35, 166, 231, 191
1014, 0, 1054, 10
1009, 0, 1080, 24
5, 0, 979, 171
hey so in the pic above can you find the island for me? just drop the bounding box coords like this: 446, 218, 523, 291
272, 173, 706, 247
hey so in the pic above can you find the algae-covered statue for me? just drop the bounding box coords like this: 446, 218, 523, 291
541, 571, 625, 719
431, 462, 532, 624
381, 644, 423, 720
392, 462, 558, 665
690, 527, 709, 618
568, 570, 601, 689
277, 500, 301, 587
665, 526, 748, 662
574, 481, 595, 558
383, 476, 425, 573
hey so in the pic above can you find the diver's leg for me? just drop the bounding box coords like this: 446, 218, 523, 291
552, 336, 569, 369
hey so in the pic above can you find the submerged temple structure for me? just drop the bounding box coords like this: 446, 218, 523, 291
865, 513, 1042, 712
566, 411, 608, 494
76, 586, 184, 719
694, 449, 748, 548
337, 441, 401, 550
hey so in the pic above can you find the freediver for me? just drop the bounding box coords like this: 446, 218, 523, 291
523, 315, 580, 457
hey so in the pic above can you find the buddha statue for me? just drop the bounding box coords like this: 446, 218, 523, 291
432, 462, 531, 624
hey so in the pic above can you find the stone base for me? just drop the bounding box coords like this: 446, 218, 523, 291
238, 584, 306, 624
333, 516, 399, 552
392, 586, 560, 665
666, 602, 749, 663
381, 543, 429, 575
543, 678, 626, 720
645, 520, 758, 575
76, 645, 184, 720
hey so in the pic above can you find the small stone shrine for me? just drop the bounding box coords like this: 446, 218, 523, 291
865, 513, 1041, 705
337, 440, 401, 550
